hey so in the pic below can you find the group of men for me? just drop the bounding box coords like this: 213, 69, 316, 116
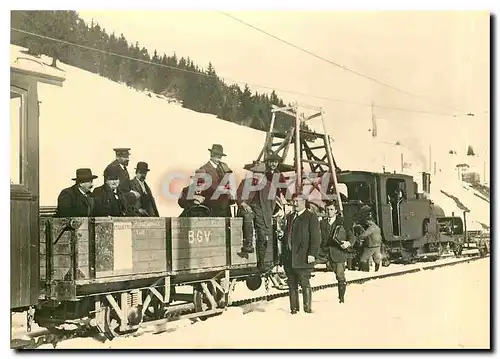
55, 143, 385, 315
177, 143, 384, 314
178, 144, 286, 267
56, 148, 159, 218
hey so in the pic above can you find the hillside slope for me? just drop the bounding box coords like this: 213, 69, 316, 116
11, 45, 490, 224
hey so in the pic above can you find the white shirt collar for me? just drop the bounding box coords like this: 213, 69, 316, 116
296, 208, 306, 217
209, 160, 218, 168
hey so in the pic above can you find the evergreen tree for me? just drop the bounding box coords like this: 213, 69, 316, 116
10, 10, 314, 135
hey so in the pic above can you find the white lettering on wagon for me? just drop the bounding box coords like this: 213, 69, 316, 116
188, 230, 211, 244
113, 222, 133, 271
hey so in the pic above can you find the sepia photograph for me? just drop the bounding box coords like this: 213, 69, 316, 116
8, 5, 491, 350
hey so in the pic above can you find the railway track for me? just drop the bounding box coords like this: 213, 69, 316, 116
12, 253, 487, 349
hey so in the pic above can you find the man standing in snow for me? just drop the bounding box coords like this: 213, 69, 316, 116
356, 218, 383, 272
319, 201, 356, 303
282, 193, 321, 314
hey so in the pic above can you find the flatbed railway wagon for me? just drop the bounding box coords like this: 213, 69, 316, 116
10, 53, 282, 342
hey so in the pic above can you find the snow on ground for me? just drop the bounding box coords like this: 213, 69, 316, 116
10, 44, 490, 222
39, 258, 490, 349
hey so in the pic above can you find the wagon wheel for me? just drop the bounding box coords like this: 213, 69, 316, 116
101, 306, 137, 340
193, 283, 225, 322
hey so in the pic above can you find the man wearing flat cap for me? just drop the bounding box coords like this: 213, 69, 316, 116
92, 166, 130, 217
104, 148, 141, 213
130, 161, 159, 217
190, 144, 234, 217
56, 168, 98, 217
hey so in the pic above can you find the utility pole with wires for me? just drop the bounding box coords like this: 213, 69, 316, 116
371, 101, 378, 139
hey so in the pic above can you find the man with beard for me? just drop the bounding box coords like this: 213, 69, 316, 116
92, 166, 130, 217
191, 144, 234, 217
130, 161, 159, 217
282, 193, 321, 314
56, 168, 98, 217
319, 201, 356, 303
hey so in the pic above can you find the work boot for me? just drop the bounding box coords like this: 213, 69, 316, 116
375, 262, 380, 272
360, 262, 369, 272
338, 282, 346, 303
241, 239, 254, 253
289, 286, 300, 314
303, 287, 313, 313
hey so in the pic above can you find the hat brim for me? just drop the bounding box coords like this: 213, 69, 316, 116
136, 169, 151, 172
72, 175, 98, 181
209, 149, 227, 156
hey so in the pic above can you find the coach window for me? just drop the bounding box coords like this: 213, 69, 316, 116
10, 87, 26, 186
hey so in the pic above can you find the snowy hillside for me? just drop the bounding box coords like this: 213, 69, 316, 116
11, 45, 490, 224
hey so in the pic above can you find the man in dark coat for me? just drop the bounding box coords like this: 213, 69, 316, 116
92, 166, 130, 217
56, 168, 98, 217
130, 162, 159, 217
281, 193, 321, 314
190, 144, 234, 217
104, 148, 140, 214
235, 162, 272, 266
320, 201, 356, 303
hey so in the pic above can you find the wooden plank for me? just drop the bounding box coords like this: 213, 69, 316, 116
132, 238, 166, 251
172, 256, 228, 272
11, 200, 32, 307
170, 217, 228, 273
133, 250, 167, 263
92, 218, 169, 278
171, 218, 227, 250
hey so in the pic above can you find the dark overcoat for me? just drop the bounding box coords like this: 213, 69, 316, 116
130, 178, 159, 217
320, 217, 356, 263
194, 161, 234, 217
92, 184, 129, 217
56, 184, 94, 217
282, 209, 321, 269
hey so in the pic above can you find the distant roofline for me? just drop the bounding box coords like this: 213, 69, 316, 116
11, 65, 66, 87
338, 169, 414, 179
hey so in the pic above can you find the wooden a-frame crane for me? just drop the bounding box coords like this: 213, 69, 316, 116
245, 102, 344, 216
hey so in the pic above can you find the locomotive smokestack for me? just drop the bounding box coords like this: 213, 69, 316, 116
422, 172, 431, 194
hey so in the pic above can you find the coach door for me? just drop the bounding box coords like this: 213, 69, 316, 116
10, 77, 40, 309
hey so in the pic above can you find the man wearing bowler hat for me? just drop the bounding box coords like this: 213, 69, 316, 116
56, 168, 98, 217
191, 144, 234, 217
130, 161, 159, 217
105, 148, 141, 212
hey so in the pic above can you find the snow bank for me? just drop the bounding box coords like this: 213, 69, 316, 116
11, 44, 489, 224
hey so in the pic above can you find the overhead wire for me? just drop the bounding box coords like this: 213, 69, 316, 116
218, 11, 466, 116
11, 27, 459, 117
